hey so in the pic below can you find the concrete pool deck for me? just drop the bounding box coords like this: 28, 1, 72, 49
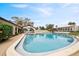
1, 30, 79, 56
0, 33, 24, 56
71, 36, 79, 56
6, 31, 79, 56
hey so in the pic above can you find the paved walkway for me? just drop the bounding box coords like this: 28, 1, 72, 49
0, 34, 23, 56
71, 51, 79, 56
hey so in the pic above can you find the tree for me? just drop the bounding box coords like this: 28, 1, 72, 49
22, 17, 34, 27
11, 16, 34, 27
11, 16, 23, 26
24, 18, 30, 26
46, 24, 54, 32
68, 22, 76, 25
55, 25, 58, 28
39, 26, 45, 30
11, 16, 34, 33
54, 25, 58, 31
35, 27, 39, 30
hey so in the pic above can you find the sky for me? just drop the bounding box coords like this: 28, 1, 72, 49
0, 3, 79, 27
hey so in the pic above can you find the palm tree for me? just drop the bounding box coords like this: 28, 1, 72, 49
11, 16, 23, 26
25, 18, 30, 22
11, 16, 34, 27
12, 16, 34, 26
24, 18, 34, 26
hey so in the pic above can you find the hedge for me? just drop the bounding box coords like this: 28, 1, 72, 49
0, 24, 13, 42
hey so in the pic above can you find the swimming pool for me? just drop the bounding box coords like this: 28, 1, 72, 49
15, 33, 76, 56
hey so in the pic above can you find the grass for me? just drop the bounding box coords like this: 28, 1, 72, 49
69, 31, 79, 36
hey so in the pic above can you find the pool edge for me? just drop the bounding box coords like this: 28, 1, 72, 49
6, 34, 25, 56
6, 33, 79, 56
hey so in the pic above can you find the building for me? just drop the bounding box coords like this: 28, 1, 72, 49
55, 25, 79, 32
0, 17, 20, 35
23, 21, 35, 32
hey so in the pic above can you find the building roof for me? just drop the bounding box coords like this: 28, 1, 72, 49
59, 25, 79, 28
0, 17, 16, 26
54, 24, 79, 29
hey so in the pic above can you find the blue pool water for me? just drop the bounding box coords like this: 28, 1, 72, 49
22, 33, 74, 53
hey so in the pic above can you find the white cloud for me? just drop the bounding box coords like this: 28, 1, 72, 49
62, 4, 79, 13
12, 4, 29, 8
37, 7, 53, 17
62, 3, 71, 8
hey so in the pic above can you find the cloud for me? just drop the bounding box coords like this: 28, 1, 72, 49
62, 4, 79, 13
36, 7, 53, 17
61, 3, 71, 8
12, 4, 29, 8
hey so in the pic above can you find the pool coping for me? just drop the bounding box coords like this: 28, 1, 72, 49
6, 33, 79, 56
6, 34, 25, 56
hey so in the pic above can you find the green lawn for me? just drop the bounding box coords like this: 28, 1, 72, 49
69, 31, 79, 36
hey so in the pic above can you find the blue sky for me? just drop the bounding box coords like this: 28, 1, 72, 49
0, 3, 79, 27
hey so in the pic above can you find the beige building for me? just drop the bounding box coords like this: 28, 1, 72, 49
0, 17, 20, 35
56, 25, 79, 32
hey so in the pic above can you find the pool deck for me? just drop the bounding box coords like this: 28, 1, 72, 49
71, 36, 79, 56
1, 30, 79, 56
0, 33, 24, 56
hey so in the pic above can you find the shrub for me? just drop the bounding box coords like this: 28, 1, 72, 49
0, 24, 13, 42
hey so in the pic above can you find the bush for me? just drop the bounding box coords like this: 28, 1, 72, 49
0, 24, 13, 42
